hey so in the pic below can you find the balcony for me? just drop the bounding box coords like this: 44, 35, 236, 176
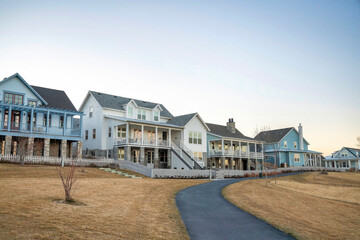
209, 149, 263, 159
0, 122, 81, 138
114, 137, 169, 147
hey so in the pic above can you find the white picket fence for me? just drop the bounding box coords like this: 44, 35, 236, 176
0, 154, 115, 167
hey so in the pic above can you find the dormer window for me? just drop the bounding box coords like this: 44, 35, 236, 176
137, 110, 146, 120
284, 141, 288, 148
128, 107, 133, 118
294, 142, 297, 149
154, 111, 159, 121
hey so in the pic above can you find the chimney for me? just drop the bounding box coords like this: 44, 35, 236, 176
226, 118, 236, 133
298, 123, 304, 150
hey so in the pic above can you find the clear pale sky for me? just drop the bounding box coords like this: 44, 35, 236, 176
0, 0, 359, 156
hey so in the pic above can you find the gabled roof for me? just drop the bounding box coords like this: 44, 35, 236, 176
344, 147, 360, 157
31, 86, 77, 111
167, 113, 210, 130
254, 128, 293, 143
1, 73, 47, 105
89, 91, 173, 118
206, 123, 254, 140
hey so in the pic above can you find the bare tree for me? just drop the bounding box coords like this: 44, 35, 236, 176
357, 136, 360, 148
14, 137, 28, 166
56, 147, 81, 203
253, 125, 271, 137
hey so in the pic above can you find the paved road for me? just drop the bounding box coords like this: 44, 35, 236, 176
176, 174, 298, 240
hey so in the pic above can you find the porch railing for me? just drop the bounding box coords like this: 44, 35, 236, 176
0, 122, 81, 137
209, 149, 263, 159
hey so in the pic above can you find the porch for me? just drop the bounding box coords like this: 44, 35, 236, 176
209, 139, 263, 159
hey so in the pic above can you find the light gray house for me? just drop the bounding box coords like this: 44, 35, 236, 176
79, 91, 209, 169
324, 147, 360, 169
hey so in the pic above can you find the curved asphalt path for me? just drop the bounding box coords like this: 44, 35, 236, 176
176, 173, 300, 240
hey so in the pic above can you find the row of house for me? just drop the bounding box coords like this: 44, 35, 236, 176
1, 73, 358, 170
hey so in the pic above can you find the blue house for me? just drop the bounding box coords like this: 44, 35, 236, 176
254, 124, 322, 167
0, 73, 83, 158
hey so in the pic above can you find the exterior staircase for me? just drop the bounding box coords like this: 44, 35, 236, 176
171, 142, 204, 170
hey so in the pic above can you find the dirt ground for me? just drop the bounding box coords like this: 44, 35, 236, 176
0, 164, 207, 240
223, 172, 360, 240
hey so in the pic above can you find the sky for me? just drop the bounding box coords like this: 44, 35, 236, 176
0, 0, 359, 156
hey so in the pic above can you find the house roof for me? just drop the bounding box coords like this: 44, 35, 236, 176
254, 128, 293, 143
104, 115, 182, 129
31, 86, 77, 111
206, 123, 254, 140
89, 91, 173, 118
344, 147, 360, 157
167, 113, 197, 127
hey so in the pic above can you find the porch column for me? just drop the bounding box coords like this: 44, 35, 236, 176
140, 147, 145, 166
27, 137, 34, 156
155, 127, 158, 146
7, 106, 12, 131
240, 158, 243, 170
247, 158, 251, 170
63, 113, 67, 136
348, 160, 351, 169
141, 125, 144, 145
230, 140, 233, 154
45, 110, 50, 134
4, 135, 12, 155
168, 129, 171, 147
167, 149, 171, 168
154, 148, 159, 168
44, 138, 50, 157
230, 157, 234, 170
77, 141, 83, 158
60, 139, 67, 158
221, 139, 224, 156
126, 123, 129, 144
239, 141, 241, 157
255, 143, 257, 156
79, 115, 83, 137
30, 109, 34, 133
221, 156, 225, 169
125, 146, 131, 161
247, 142, 250, 157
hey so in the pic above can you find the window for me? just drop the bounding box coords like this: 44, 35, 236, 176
211, 142, 215, 150
194, 152, 203, 161
189, 131, 202, 144
93, 129, 96, 139
224, 144, 229, 150
4, 92, 24, 105
137, 110, 146, 120
4, 93, 13, 103
118, 149, 125, 160
219, 142, 222, 151
28, 100, 37, 107
128, 107, 133, 118
60, 116, 64, 128
117, 128, 126, 138
108, 127, 112, 137
294, 142, 297, 149
154, 111, 159, 121
284, 141, 287, 148
89, 106, 93, 118
294, 154, 300, 163
43, 114, 51, 126
85, 130, 88, 140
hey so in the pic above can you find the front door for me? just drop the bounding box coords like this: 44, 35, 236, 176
11, 111, 21, 130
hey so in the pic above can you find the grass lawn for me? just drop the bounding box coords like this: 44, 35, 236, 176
0, 163, 207, 240
223, 172, 360, 240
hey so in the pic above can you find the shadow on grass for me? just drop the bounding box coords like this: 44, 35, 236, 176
53, 199, 87, 206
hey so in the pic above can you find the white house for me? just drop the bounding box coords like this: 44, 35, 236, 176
79, 91, 209, 169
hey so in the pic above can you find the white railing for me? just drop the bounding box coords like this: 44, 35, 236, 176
0, 154, 114, 166
143, 139, 156, 145
157, 139, 169, 147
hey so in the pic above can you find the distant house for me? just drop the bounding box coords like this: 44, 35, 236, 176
79, 91, 209, 169
324, 147, 360, 169
254, 124, 322, 167
0, 73, 83, 158
206, 119, 264, 170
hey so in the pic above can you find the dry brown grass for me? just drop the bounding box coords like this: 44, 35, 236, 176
0, 163, 206, 240
223, 172, 360, 240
